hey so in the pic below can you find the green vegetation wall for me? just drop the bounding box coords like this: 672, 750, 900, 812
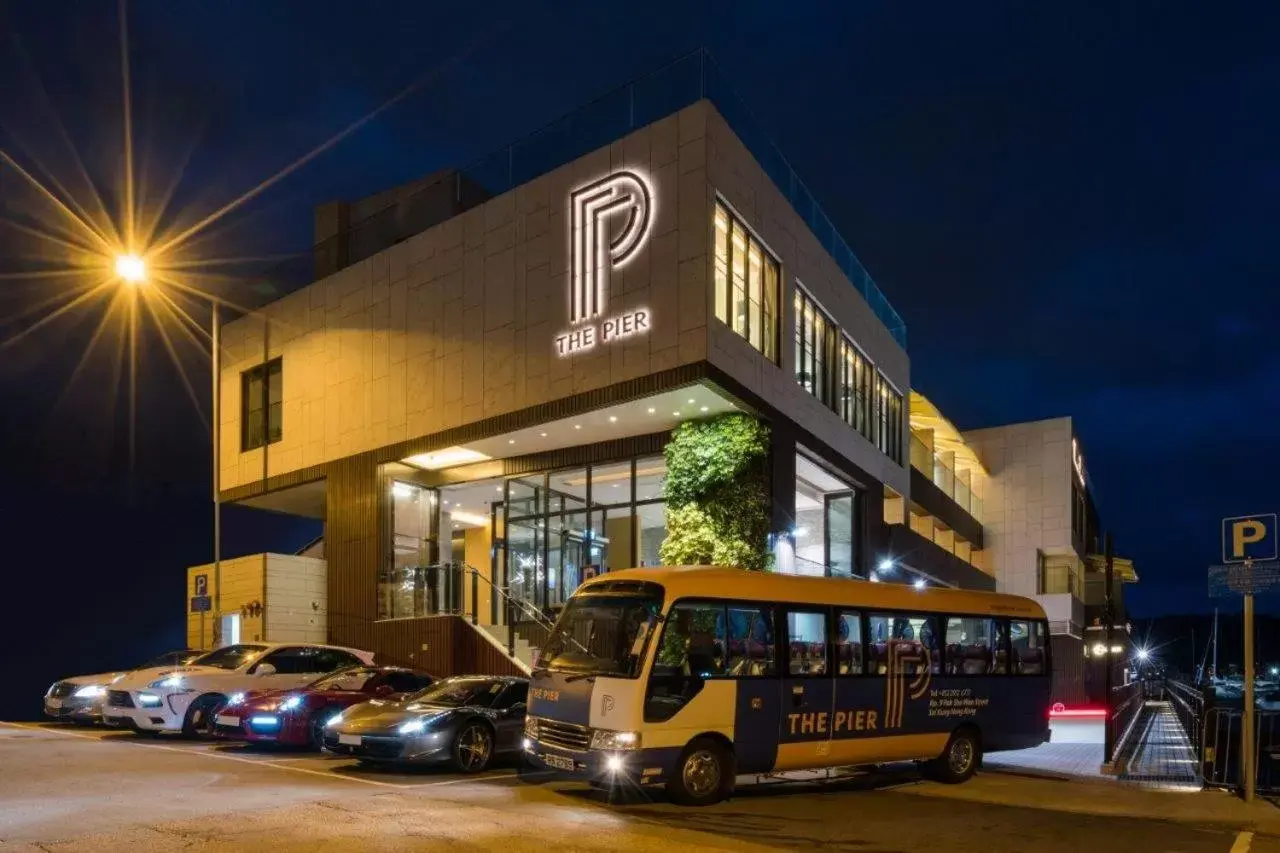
658, 412, 772, 571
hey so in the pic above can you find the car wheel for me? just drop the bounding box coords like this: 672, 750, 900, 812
451, 722, 494, 773
182, 694, 222, 738
309, 710, 336, 750
667, 737, 733, 806
927, 727, 981, 784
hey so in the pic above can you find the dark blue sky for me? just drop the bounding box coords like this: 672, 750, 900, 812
0, 0, 1277, 653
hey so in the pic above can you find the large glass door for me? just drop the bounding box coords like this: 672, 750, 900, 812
825, 492, 856, 578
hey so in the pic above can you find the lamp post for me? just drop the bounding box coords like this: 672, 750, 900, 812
115, 254, 223, 648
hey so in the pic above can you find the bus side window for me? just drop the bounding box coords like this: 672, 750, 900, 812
725, 604, 776, 677
645, 601, 725, 723
944, 616, 993, 675
835, 611, 862, 675
992, 619, 1010, 674
786, 611, 828, 676
1010, 620, 1046, 675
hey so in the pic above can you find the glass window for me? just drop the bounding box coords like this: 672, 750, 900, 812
493, 681, 529, 709
254, 647, 326, 675
548, 468, 588, 508
713, 205, 729, 325
380, 480, 435, 620
1011, 620, 1048, 675
407, 677, 507, 708
541, 591, 663, 678
725, 604, 776, 676
314, 649, 363, 672
385, 671, 433, 693
836, 610, 863, 675
590, 462, 632, 506
191, 644, 267, 671
828, 493, 855, 578
795, 286, 848, 412
633, 456, 666, 502
713, 202, 779, 363
867, 614, 940, 675
646, 601, 725, 722
944, 617, 996, 675
311, 667, 379, 692
241, 358, 282, 451
636, 502, 666, 567
786, 610, 828, 676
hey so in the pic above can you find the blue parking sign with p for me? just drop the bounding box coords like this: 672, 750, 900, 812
1222, 514, 1278, 563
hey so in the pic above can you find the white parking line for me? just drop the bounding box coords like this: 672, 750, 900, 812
1231, 831, 1253, 853
0, 722, 519, 790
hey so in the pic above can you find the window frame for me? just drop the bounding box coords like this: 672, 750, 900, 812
653, 597, 781, 681
833, 608, 865, 676
942, 615, 1005, 678
241, 357, 283, 452
781, 606, 832, 679
712, 198, 780, 364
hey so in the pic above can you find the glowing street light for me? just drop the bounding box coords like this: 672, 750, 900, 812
114, 253, 147, 284
1135, 647, 1150, 662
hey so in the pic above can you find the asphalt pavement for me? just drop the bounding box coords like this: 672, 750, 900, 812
2, 721, 1278, 852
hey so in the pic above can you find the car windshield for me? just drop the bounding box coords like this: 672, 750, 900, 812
138, 651, 193, 669
406, 678, 505, 708
191, 644, 269, 671
539, 590, 663, 679
309, 667, 378, 692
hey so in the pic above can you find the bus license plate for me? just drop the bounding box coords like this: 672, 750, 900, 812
542, 754, 574, 771
339, 734, 362, 746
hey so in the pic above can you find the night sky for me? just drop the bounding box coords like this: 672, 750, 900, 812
0, 1, 1276, 713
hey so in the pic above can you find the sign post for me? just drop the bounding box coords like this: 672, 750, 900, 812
1102, 532, 1115, 764
1214, 514, 1278, 803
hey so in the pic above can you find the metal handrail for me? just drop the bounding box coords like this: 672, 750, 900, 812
457, 563, 556, 632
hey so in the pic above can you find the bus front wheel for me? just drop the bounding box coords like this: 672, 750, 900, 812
928, 728, 980, 784
668, 737, 733, 806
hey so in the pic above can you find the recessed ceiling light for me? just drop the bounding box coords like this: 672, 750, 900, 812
574, 424, 581, 430
700, 406, 709, 412
508, 439, 515, 445
443, 500, 450, 505
495, 486, 503, 493
687, 398, 695, 404
612, 483, 620, 488
647, 407, 655, 414
540, 432, 547, 438
609, 416, 617, 423
672, 411, 681, 417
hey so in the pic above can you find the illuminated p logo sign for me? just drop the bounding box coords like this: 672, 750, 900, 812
600, 694, 615, 717
1223, 514, 1277, 563
569, 170, 652, 324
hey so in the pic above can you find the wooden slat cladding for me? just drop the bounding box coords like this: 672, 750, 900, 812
363, 615, 523, 678
326, 452, 381, 654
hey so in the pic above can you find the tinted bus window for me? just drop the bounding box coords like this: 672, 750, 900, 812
868, 614, 941, 675
786, 611, 828, 676
725, 604, 776, 677
1011, 620, 1048, 675
944, 617, 996, 675
646, 601, 725, 723
835, 610, 863, 674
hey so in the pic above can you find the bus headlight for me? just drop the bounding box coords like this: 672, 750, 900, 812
590, 730, 640, 751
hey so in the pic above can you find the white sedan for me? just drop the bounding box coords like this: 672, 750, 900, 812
44, 649, 205, 725
103, 643, 373, 736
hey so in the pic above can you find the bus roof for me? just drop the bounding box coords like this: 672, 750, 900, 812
575, 566, 1046, 620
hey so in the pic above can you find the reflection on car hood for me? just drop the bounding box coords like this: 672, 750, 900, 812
111, 665, 229, 689
59, 671, 125, 687
334, 700, 458, 733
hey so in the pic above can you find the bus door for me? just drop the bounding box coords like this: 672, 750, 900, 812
723, 602, 781, 774
776, 606, 834, 771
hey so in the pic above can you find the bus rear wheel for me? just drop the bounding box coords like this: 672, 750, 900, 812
667, 738, 733, 806
928, 728, 980, 784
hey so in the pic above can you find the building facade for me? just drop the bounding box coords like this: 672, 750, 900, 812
192, 57, 1003, 676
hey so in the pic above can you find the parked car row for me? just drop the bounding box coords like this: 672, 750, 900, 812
44, 642, 529, 773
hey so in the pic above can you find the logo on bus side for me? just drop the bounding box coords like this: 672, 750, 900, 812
885, 641, 933, 729
600, 694, 615, 717
530, 687, 561, 703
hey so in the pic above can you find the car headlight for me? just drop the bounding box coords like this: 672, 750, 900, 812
227, 692, 246, 706
138, 693, 163, 707
398, 714, 443, 736
325, 712, 344, 728
279, 695, 303, 713
589, 729, 641, 751
524, 716, 540, 738
73, 685, 106, 699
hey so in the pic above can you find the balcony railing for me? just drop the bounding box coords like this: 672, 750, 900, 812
910, 434, 982, 522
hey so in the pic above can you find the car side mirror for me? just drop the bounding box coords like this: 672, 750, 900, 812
255, 663, 277, 676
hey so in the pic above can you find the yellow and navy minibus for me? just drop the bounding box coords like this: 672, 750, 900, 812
523, 566, 1051, 805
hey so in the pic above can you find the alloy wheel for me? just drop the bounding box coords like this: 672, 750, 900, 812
948, 737, 975, 776
681, 749, 721, 798
457, 725, 492, 771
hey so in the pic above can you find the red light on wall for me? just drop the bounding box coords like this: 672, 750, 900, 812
1048, 706, 1107, 719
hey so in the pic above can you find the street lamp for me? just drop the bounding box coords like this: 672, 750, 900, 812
115, 253, 147, 284
1136, 647, 1150, 662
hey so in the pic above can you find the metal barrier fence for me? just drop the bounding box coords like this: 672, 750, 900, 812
1107, 679, 1145, 764
1203, 708, 1280, 794
1164, 677, 1209, 757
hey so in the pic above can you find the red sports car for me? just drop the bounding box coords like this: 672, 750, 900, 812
213, 665, 433, 748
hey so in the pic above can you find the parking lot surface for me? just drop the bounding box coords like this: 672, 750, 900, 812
3, 722, 1278, 852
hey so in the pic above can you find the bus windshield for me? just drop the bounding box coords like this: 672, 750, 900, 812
539, 592, 662, 678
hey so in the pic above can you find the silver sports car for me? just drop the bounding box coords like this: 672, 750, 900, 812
322, 675, 528, 772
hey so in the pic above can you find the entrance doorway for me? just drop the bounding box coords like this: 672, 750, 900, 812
220, 613, 241, 647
